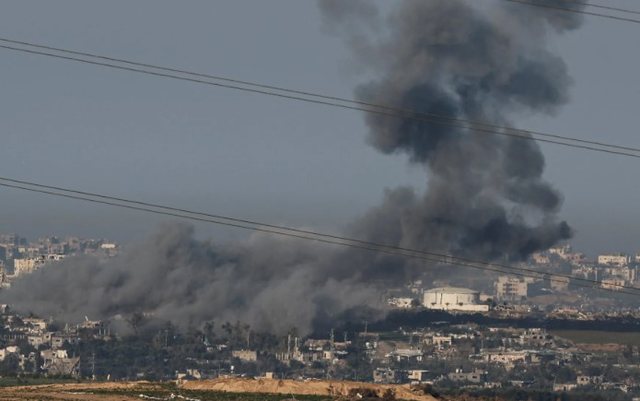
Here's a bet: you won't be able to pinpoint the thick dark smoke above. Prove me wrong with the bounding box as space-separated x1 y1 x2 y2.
321 0 580 260
2 0 583 334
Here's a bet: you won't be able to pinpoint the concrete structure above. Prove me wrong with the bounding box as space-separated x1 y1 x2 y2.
386 349 423 362
554 383 578 392
531 253 550 265
431 335 453 346
448 369 486 384
13 254 65 276
549 245 572 257
423 287 489 312
577 375 604 386
407 369 430 383
373 368 402 384
597 253 630 267
387 297 415 309
604 266 636 282
232 350 257 362
13 258 42 276
601 278 626 291
519 329 553 346
495 276 528 301
481 350 528 365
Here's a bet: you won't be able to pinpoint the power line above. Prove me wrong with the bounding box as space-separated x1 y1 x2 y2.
502 0 640 24
1 38 639 155
566 0 640 15
2 37 639 155
1 39 640 159
1 176 639 296
1 39 638 293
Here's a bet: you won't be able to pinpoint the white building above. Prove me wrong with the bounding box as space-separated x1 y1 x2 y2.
387 297 415 309
385 349 423 362
597 253 630 267
430 335 453 346
423 287 489 312
13 258 42 276
407 369 430 383
549 245 572 257
13 254 65 276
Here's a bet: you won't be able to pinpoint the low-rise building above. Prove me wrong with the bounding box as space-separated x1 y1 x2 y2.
373 368 402 384
423 287 489 312
495 276 528 301
577 375 604 386
407 369 430 383
448 369 486 384
597 253 630 267
231 349 257 362
386 348 423 362
554 383 578 392
387 297 415 309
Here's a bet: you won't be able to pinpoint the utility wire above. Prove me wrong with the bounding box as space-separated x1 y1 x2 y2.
1 176 639 296
1 40 638 291
566 0 640 15
1 39 640 159
1 37 639 155
502 0 640 23
3 37 640 155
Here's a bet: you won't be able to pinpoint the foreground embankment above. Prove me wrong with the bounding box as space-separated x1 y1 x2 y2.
182 377 437 401
0 378 439 401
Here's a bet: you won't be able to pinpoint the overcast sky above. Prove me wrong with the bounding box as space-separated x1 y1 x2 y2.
0 0 638 256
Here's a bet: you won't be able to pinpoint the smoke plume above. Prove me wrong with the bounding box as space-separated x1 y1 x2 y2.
321 0 579 261
2 0 582 334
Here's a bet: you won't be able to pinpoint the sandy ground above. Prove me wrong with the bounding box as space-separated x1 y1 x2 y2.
0 378 439 401
181 377 437 401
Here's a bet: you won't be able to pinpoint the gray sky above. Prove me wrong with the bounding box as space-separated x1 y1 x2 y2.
0 0 638 256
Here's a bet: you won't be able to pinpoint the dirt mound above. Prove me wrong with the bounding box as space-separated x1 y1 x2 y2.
181 377 438 401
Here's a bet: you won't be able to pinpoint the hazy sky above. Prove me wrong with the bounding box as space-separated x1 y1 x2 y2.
0 0 638 256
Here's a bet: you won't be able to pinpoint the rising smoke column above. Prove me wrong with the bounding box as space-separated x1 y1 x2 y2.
320 0 579 261
2 0 584 334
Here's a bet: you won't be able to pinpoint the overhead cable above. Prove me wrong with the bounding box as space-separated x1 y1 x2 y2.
0 38 640 159
502 0 640 24
0 176 638 296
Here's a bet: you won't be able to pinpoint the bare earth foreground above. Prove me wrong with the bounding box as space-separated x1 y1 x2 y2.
0 378 438 401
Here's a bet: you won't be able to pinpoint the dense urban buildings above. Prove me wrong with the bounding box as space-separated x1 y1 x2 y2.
1 232 640 400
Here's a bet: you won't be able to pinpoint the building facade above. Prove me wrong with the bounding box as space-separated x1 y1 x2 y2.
423 287 489 312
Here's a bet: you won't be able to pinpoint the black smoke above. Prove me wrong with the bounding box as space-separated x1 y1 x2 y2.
321 0 579 261
2 0 582 334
